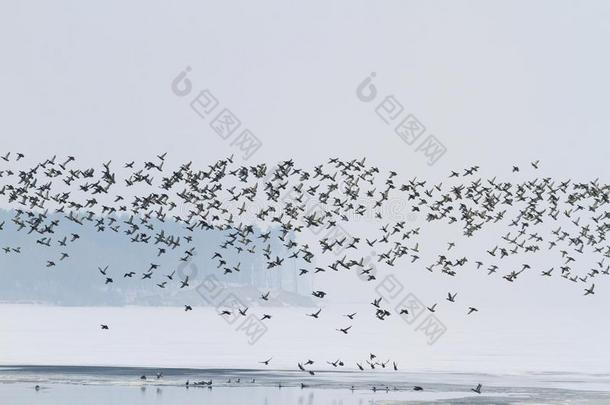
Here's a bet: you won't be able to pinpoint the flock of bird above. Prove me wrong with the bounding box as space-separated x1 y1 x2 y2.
1 152 608 387
32 368 483 394
136 368 484 394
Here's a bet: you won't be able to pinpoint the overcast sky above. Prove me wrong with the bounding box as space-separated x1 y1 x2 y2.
1 0 609 180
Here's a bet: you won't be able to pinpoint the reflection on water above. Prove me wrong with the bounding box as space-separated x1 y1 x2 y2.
1 366 610 404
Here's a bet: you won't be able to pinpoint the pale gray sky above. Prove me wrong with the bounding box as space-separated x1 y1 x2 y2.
0 0 609 180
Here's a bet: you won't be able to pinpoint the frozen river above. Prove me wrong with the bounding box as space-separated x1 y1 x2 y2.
1 304 610 403
2 366 610 404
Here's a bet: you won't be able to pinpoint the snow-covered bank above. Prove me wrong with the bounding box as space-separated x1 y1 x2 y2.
1 304 609 375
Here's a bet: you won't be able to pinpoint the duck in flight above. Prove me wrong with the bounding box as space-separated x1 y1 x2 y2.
180 276 189 288
307 309 322 319
585 283 595 296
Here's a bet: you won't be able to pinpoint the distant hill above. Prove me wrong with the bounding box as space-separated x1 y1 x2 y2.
0 209 312 306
